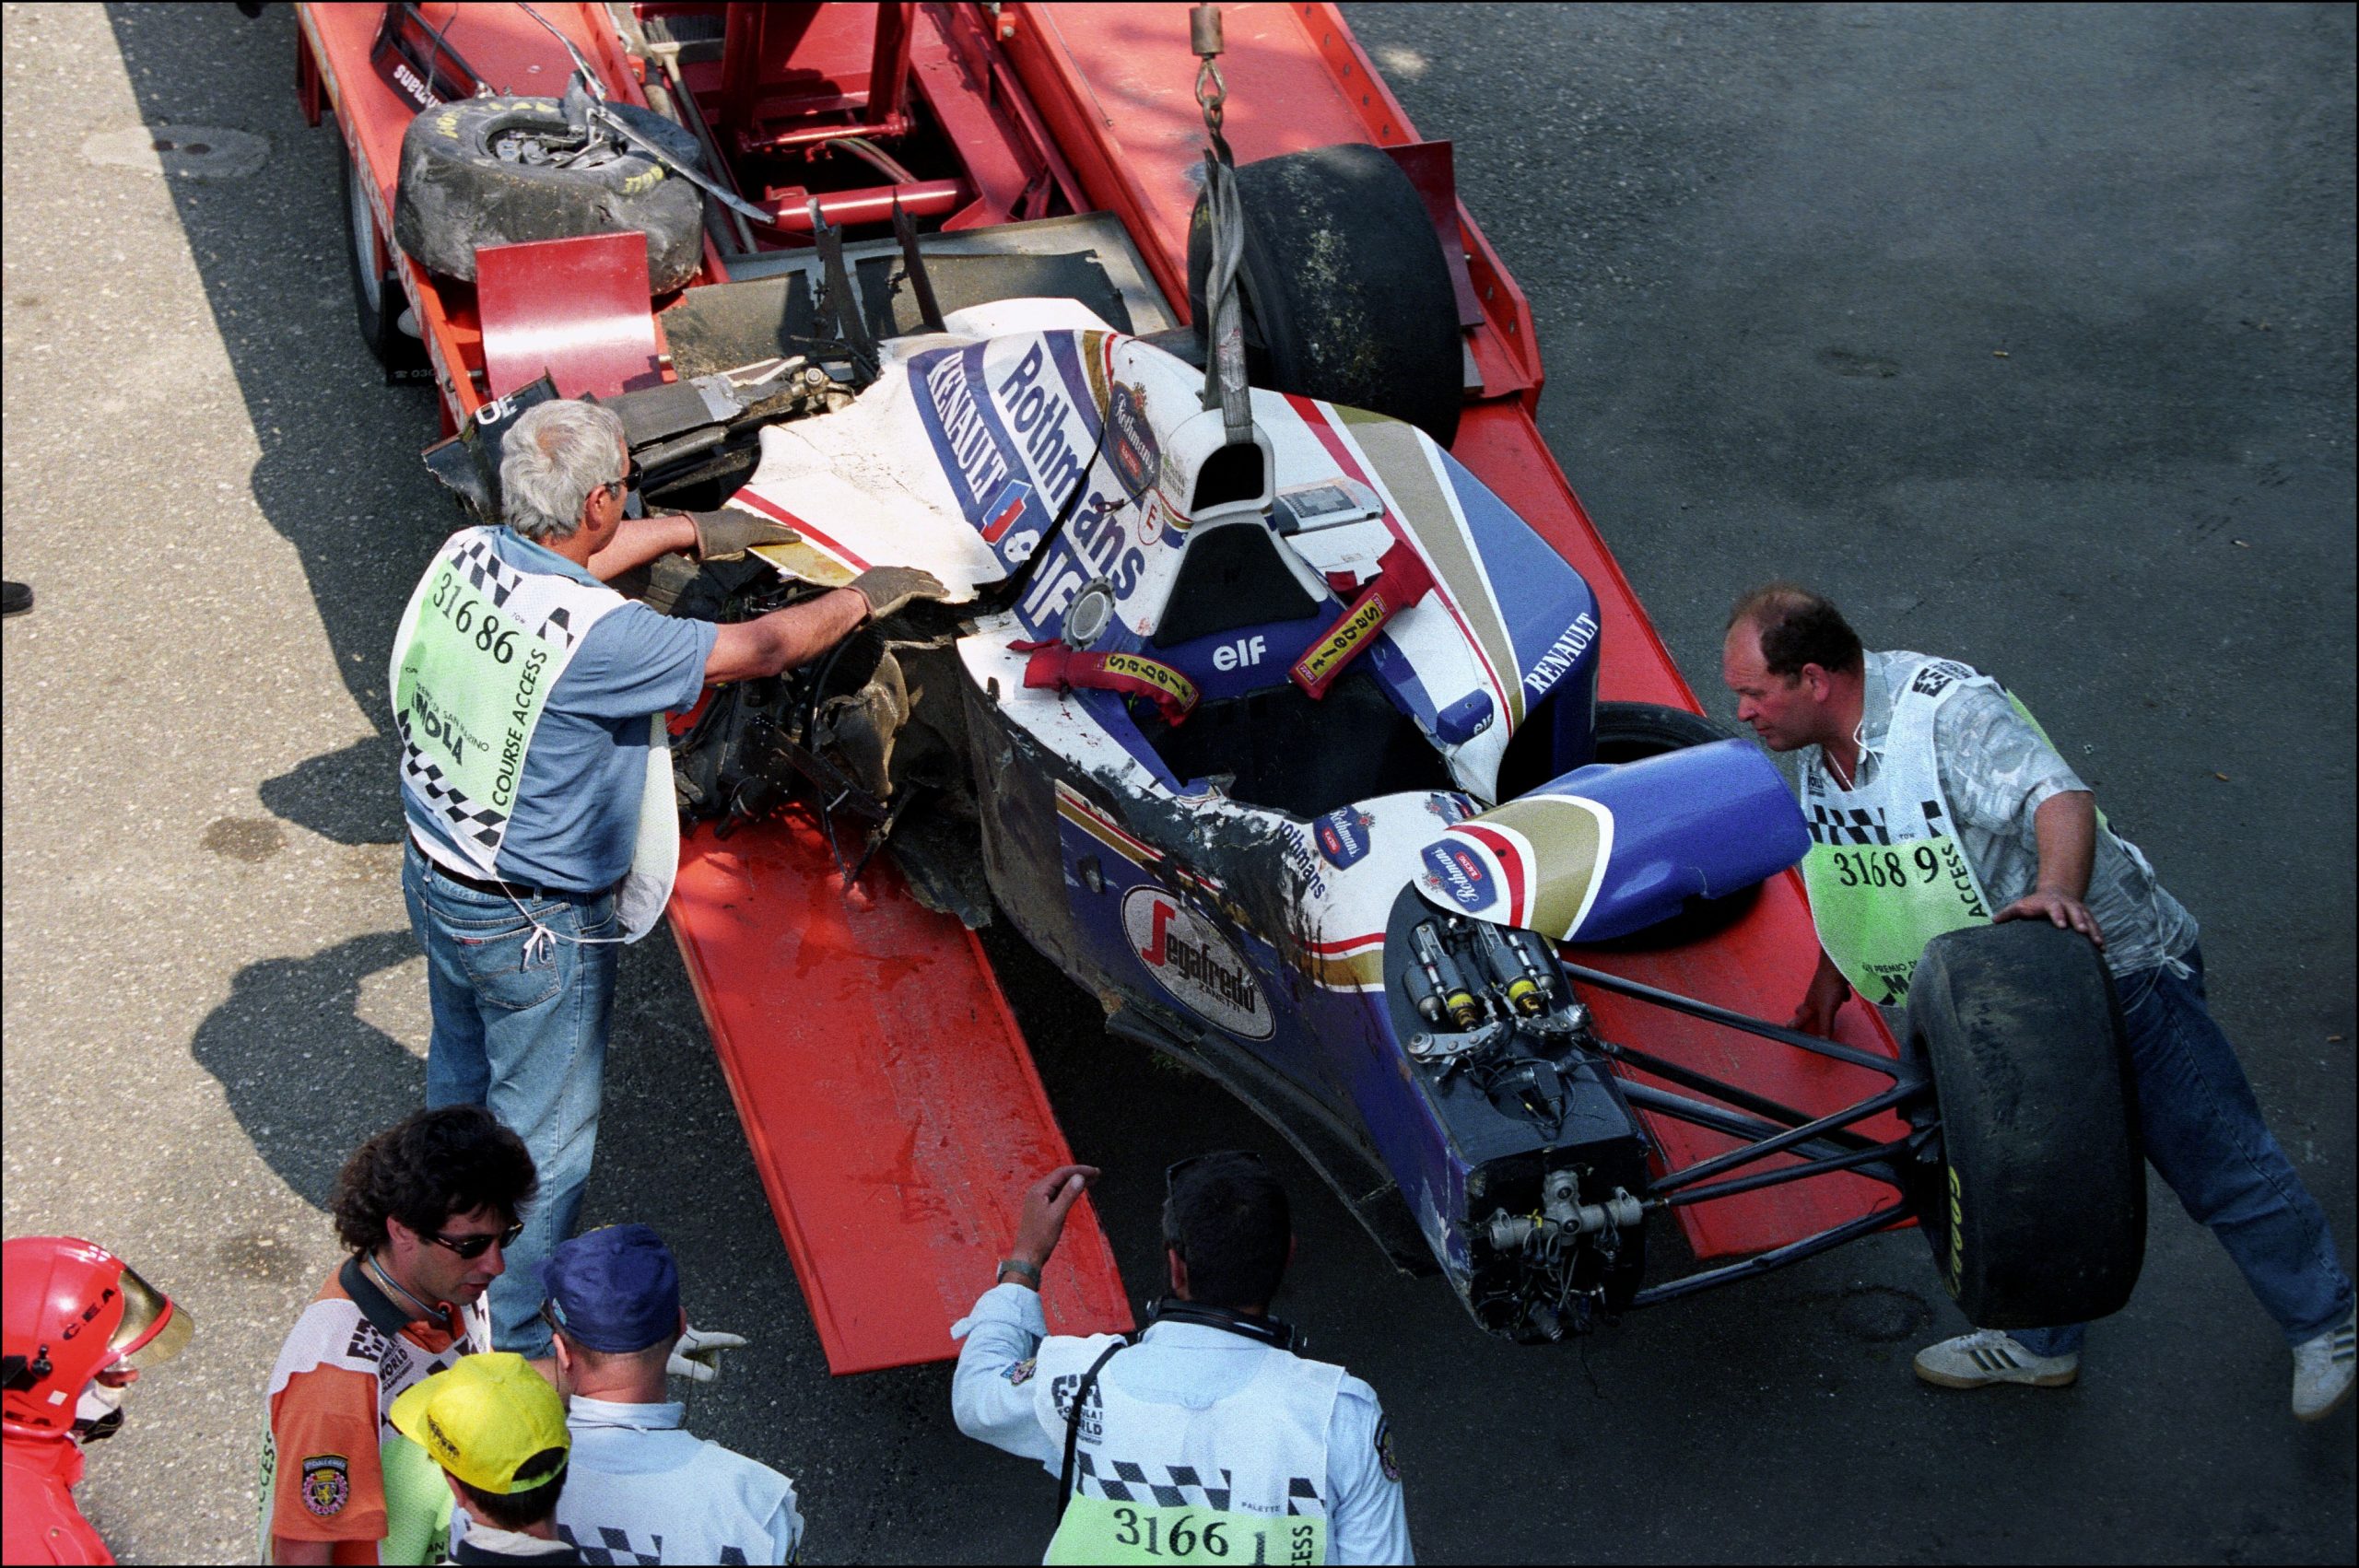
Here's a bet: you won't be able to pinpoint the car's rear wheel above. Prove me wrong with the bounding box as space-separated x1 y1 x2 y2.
1188 143 1463 447
1907 920 2145 1328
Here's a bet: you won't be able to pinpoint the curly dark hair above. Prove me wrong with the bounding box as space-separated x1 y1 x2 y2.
1728 582 1865 680
331 1106 537 1255
1162 1153 1292 1311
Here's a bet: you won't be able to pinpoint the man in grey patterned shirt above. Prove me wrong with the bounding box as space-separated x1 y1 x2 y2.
1722 583 2353 1422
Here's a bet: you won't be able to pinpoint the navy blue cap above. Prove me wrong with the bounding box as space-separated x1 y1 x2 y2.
537 1224 681 1353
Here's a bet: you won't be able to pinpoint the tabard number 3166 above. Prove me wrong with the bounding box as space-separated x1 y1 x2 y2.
430 570 519 664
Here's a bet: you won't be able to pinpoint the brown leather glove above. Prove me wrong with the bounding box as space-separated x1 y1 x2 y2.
847 565 949 621
690 508 801 562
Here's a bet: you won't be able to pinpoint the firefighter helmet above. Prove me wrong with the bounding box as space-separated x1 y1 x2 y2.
3 1237 191 1437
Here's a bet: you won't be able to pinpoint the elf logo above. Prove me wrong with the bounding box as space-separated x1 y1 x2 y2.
1212 634 1267 673
1121 886 1273 1039
980 479 1035 545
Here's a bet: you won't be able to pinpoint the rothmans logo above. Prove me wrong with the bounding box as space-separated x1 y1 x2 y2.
1420 841 1493 911
1121 886 1273 1039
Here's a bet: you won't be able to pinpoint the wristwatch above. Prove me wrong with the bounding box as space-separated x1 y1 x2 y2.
995 1258 1043 1289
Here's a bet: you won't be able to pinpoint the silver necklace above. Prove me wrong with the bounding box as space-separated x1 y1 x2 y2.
367 1251 443 1321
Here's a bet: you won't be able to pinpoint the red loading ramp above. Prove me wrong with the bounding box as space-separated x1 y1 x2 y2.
669 811 1133 1375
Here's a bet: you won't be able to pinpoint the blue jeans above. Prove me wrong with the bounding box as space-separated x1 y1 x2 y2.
403 842 619 1357
2016 945 2353 1358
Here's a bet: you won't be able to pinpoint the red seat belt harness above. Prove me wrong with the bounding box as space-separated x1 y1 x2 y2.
1291 541 1437 698
1017 642 1202 725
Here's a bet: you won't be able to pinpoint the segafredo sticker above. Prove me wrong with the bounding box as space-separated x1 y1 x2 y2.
1121 885 1273 1039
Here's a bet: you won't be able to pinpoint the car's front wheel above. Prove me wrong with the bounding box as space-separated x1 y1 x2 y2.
1907 919 2146 1328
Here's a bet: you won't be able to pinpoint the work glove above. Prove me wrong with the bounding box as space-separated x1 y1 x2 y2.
666 1322 748 1384
691 508 801 562
847 565 950 621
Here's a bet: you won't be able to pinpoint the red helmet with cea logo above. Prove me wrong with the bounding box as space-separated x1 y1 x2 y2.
3 1237 192 1438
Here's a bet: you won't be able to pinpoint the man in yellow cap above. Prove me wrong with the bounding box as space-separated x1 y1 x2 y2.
389 1353 580 1565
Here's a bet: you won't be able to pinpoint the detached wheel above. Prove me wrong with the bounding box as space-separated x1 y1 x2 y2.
1907 920 2144 1328
393 96 706 293
1189 143 1462 447
1560 702 1764 949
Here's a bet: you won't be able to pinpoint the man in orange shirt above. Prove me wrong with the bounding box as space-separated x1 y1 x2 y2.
259 1106 537 1565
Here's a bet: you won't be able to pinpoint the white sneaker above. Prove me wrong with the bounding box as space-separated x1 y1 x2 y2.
1913 1328 2080 1389
2291 1307 2355 1422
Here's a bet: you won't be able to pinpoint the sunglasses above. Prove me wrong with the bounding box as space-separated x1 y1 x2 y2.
426 1220 524 1259
602 458 641 498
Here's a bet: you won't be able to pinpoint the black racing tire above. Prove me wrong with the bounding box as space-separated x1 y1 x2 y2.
1907 920 2145 1328
1188 143 1462 447
393 96 706 293
341 121 405 368
1562 702 1765 949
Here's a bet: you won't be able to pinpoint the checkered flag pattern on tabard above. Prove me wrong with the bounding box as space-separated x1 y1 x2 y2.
557 1524 750 1566
395 709 509 849
454 535 582 649
1076 1453 1324 1516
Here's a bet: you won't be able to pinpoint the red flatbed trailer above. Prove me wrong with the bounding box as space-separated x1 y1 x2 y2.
295 0 1902 1375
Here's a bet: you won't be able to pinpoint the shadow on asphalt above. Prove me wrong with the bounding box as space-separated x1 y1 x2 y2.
105 3 442 851
188 930 428 1208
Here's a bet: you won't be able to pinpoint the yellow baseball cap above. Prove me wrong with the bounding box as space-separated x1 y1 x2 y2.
387 1352 569 1495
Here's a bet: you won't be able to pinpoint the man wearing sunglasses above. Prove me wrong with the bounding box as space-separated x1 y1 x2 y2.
259 1106 538 1565
393 397 943 1363
952 1153 1413 1564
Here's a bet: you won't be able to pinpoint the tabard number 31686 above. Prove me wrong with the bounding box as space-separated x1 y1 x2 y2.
429 570 519 664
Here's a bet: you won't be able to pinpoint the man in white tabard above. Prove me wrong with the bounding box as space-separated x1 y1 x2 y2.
390 397 940 1358
1722 582 2352 1420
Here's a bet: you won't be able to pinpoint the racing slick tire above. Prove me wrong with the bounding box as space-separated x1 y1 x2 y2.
393 95 706 294
1188 143 1462 447
1561 702 1763 948
1906 920 2145 1328
341 122 411 371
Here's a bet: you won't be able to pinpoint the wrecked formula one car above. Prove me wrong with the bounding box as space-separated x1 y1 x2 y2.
330 0 2145 1358
479 224 2143 1343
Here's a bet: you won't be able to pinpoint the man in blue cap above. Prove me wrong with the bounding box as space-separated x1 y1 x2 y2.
537 1225 804 1564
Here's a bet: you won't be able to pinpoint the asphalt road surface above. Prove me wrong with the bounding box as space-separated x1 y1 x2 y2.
3 3 2351 1562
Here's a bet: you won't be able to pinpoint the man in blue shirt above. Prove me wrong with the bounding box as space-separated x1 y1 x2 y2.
539 1224 804 1563
393 397 938 1356
953 1156 1413 1564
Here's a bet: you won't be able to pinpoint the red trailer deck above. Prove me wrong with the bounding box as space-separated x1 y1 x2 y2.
295 0 1902 1375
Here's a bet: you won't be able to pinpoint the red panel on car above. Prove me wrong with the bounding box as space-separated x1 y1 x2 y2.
477 233 665 401
669 812 1134 1375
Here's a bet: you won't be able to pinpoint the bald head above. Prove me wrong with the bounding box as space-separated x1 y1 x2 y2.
1721 583 1865 755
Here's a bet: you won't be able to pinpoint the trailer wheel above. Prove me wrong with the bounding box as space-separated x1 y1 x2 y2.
1907 920 2145 1328
393 96 706 294
341 123 406 369
1560 702 1764 949
1189 144 1462 447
